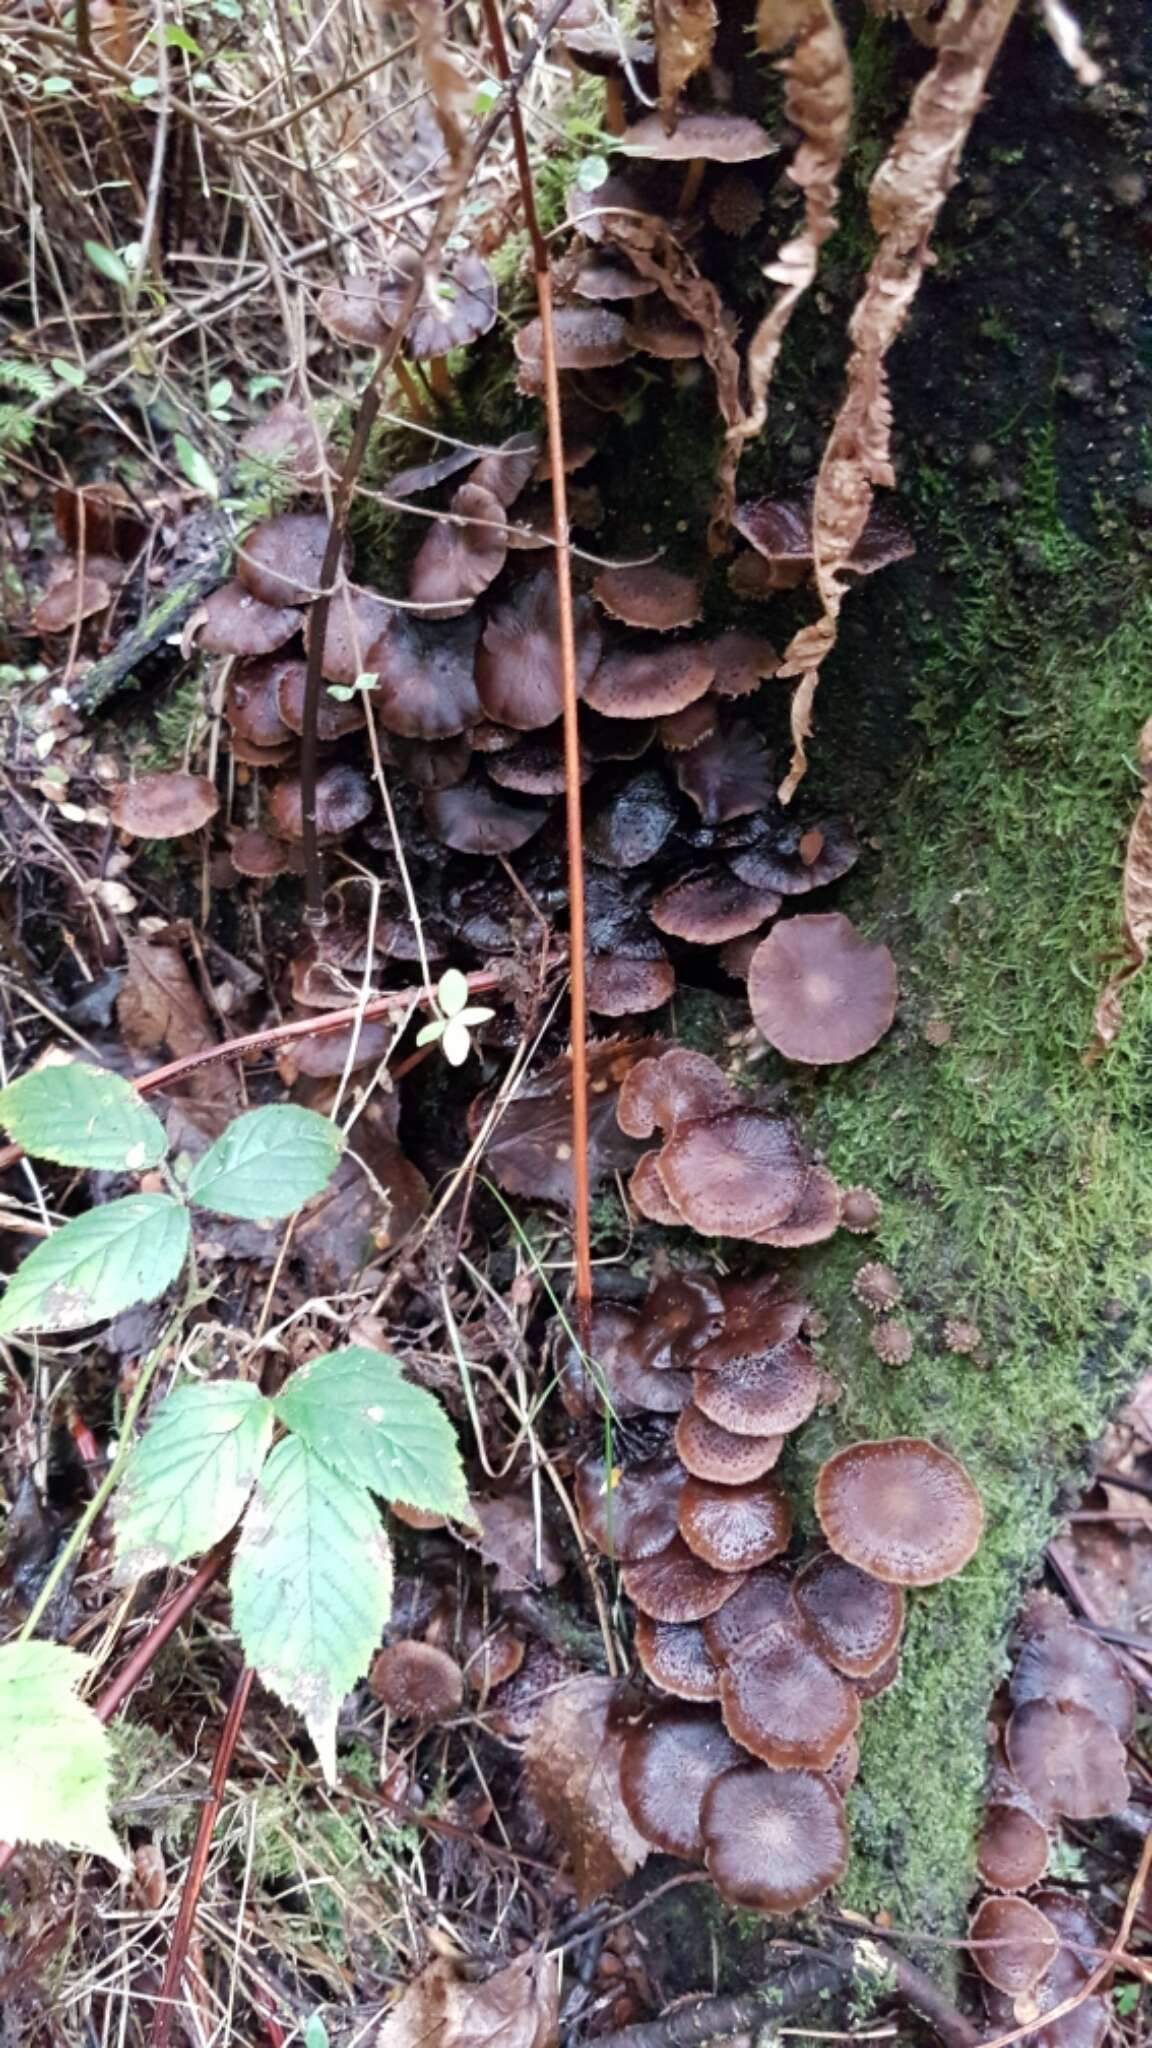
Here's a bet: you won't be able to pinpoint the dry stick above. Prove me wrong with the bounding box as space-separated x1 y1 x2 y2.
479 0 593 1338
296 0 577 924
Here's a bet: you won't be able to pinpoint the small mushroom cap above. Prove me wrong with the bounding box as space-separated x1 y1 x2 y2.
677 1474 792 1573
574 1452 686 1562
791 1552 905 1679
236 513 341 607
617 1048 738 1139
229 734 298 768
702 1566 794 1665
469 432 540 507
719 1619 860 1769
575 257 657 299
636 1270 725 1367
691 1339 821 1444
266 763 373 841
658 1108 808 1238
626 302 705 360
422 778 548 853
225 657 297 749
840 1185 882 1233
675 1406 783 1484
815 1438 984 1587
387 252 497 357
588 955 676 1017
109 771 219 839
408 482 508 617
199 578 300 656
749 913 898 1064
706 629 780 698
318 273 391 347
969 1896 1059 1997
584 642 716 719
477 569 602 731
755 1165 842 1248
580 707 657 762
374 611 483 740
622 1536 747 1624
586 767 678 867
593 563 702 631
675 718 774 825
276 663 367 742
826 1733 860 1795
729 814 861 897
1010 1617 1135 1740
976 1800 1051 1893
701 1764 848 1912
633 1615 721 1701
369 1640 465 1723
621 113 777 162
33 562 116 633
305 583 394 686
710 173 766 236
230 827 294 879
651 870 781 945
488 729 585 796
851 1645 903 1700
658 699 718 751
560 1301 694 1418
566 168 647 244
237 400 328 489
629 1150 688 1226
514 307 634 378
1005 1699 1130 1819
620 1705 745 1859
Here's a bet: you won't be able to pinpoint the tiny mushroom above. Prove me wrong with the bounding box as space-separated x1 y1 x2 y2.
514 307 634 385
225 657 297 751
815 1438 984 1587
675 718 774 824
691 1335 822 1439
977 1798 1051 1893
369 1640 465 1724
748 912 897 1063
374 612 483 738
574 1452 686 1563
305 583 394 686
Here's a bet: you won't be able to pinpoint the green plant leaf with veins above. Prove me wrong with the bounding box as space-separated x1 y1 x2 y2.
0 1061 168 1172
0 1193 189 1336
274 1346 471 1520
0 1643 124 1864
231 1437 393 1781
185 1104 343 1220
114 1380 274 1578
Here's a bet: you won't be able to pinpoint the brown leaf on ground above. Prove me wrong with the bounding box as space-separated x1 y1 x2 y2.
473 1491 565 1591
292 1094 428 1289
118 934 242 1108
1089 716 1152 1056
653 0 717 128
523 1675 650 1903
376 1951 557 2048
479 1038 662 1204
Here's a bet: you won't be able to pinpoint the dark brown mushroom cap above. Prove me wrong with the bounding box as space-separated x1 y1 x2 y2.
675 719 774 824
373 611 483 739
580 707 657 762
593 564 702 632
755 1165 843 1249
476 569 602 731
633 1616 721 1702
982 1893 1109 2048
469 432 540 507
588 955 676 1017
575 257 657 300
368 1639 465 1723
706 630 780 698
651 870 781 945
566 169 647 244
719 1618 860 1769
559 1301 694 1418
851 1645 903 1700
389 733 473 790
422 778 548 854
677 1475 792 1573
229 735 298 768
225 657 296 749
658 698 718 751
977 1800 1051 1893
826 1733 860 1795
487 728 587 795
734 492 914 581
318 274 391 347
675 1406 783 1485
692 1336 821 1439
716 1273 807 1343
236 513 341 608
515 306 634 379
584 642 716 719
622 113 777 162
629 1152 687 1226
702 1566 793 1665
658 1108 808 1237
198 579 300 656
237 400 328 489
729 815 861 897
108 771 219 839
617 1049 738 1139
275 662 366 741
701 1764 848 1912
749 912 898 1064
620 1705 745 1860
815 1438 983 1587
636 1271 725 1368
408 482 508 616
791 1552 905 1679
622 1536 747 1624
969 1896 1059 1997
1005 1699 1129 1819
230 827 295 879
625 302 705 360
586 767 678 867
379 251 498 357
266 763 374 842
304 583 394 687
33 561 117 633
562 19 657 79
574 1453 686 1562
1010 1618 1135 1740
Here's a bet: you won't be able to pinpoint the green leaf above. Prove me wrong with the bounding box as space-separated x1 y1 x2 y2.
0 1061 168 1172
41 74 73 94
0 1643 124 1865
575 152 610 191
274 1347 471 1521
84 241 132 288
441 1016 472 1067
0 1194 189 1336
304 2018 330 2048
51 357 87 389
113 1380 274 1577
414 1019 444 1048
207 376 233 412
437 967 470 1018
232 1438 393 1780
159 22 202 52
129 74 159 96
185 1105 343 1221
173 433 218 498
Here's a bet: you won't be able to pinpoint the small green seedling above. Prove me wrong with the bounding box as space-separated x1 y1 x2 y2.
416 968 494 1068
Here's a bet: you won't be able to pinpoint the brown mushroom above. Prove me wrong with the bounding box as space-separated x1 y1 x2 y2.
477 569 602 731
658 699 718 751
710 175 766 236
408 482 508 616
593 563 702 632
559 1301 694 1419
1005 1699 1130 1820
620 1705 745 1860
198 579 300 657
276 661 366 741
674 1406 783 1485
705 629 780 698
622 1536 747 1624
514 307 634 383
748 913 898 1063
657 1108 808 1238
625 302 705 360
635 1270 724 1367
368 1640 464 1723
1010 1615 1135 1740
815 1438 984 1587
628 1151 688 1226
326 252 498 360
621 113 777 162
701 1566 793 1665
853 1263 902 1313
108 771 219 839
650 871 781 945
575 257 656 300
318 274 391 348
305 583 394 686
976 1799 1051 1893
617 1048 738 1139
719 1618 860 1770
371 611 483 739
586 767 678 866
633 1615 721 1702
584 642 716 720
871 1322 914 1366
701 1764 848 1912
730 815 861 897
237 401 328 489
675 719 774 824
422 777 548 854
488 729 586 795
791 1552 905 1679
677 1475 792 1573
236 513 342 607
969 1896 1059 1998
469 432 540 507
840 1186 882 1234
225 657 297 750
756 1165 842 1248
587 955 676 1017
230 827 295 880
574 1452 686 1562
734 492 914 587
266 763 373 841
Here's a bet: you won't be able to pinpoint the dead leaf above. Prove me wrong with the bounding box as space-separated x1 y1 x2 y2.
653 0 717 128
377 1952 557 2048
1089 717 1152 1056
118 934 242 1109
473 1492 565 1591
479 1038 662 1205
292 1094 428 1289
523 1676 650 1904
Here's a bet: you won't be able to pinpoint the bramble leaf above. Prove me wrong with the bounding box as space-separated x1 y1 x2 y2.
113 1379 275 1578
0 1061 168 1172
0 1643 124 1865
0 1194 189 1335
273 1346 471 1520
185 1105 343 1220
231 1437 393 1780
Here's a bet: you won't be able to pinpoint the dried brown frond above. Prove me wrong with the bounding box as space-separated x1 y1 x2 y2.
1088 715 1152 1056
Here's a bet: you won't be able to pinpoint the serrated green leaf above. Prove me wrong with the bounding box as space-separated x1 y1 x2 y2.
173 432 219 498
83 240 132 288
113 1380 274 1578
0 1643 124 1865
185 1105 343 1221
0 1194 189 1336
0 1062 168 1172
232 1438 393 1780
274 1347 471 1521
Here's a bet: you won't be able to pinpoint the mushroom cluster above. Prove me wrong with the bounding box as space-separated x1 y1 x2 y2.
561 1274 982 1912
967 1595 1133 2042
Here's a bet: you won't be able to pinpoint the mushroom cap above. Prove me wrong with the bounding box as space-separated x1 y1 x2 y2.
408 482 508 617
339 251 496 358
422 778 548 854
650 870 781 945
969 1896 1059 1998
1010 1617 1135 1740
318 274 391 347
756 1165 842 1248
620 1705 745 1859
657 1108 808 1237
826 1733 860 1795
580 707 657 762
488 729 585 796
469 432 540 508
514 307 634 378
658 699 718 751
368 1640 464 1723
575 257 656 300
719 1619 860 1769
629 1151 688 1226
237 400 328 489
266 763 373 841
851 1645 903 1701
701 1764 848 1912
976 1800 1051 1893
677 1474 792 1573
729 814 861 896
391 733 474 790
33 561 117 633
584 642 716 719
477 569 602 731
617 1048 738 1139
559 1301 693 1418
574 1452 686 1562
981 1891 1109 2048
1005 1699 1129 1819
625 302 704 360
748 913 898 1064
593 564 702 632
815 1438 983 1587
236 513 343 607
633 1615 721 1701
621 113 777 162
716 1275 808 1347
706 629 780 698
635 1270 725 1367
692 1342 820 1442
702 1566 793 1665
587 955 676 1017
372 610 483 741
230 827 294 879
276 662 367 742
566 169 647 244
622 1536 747 1624
675 718 774 824
840 1185 882 1233
198 579 300 657
791 1552 905 1679
586 767 678 867
675 1406 783 1485
304 583 394 687
225 657 297 749
230 735 298 768
108 771 219 839
710 173 766 236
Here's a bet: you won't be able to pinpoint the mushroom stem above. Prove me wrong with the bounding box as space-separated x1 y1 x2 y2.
393 358 435 423
676 157 707 215
427 355 454 403
603 76 626 135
